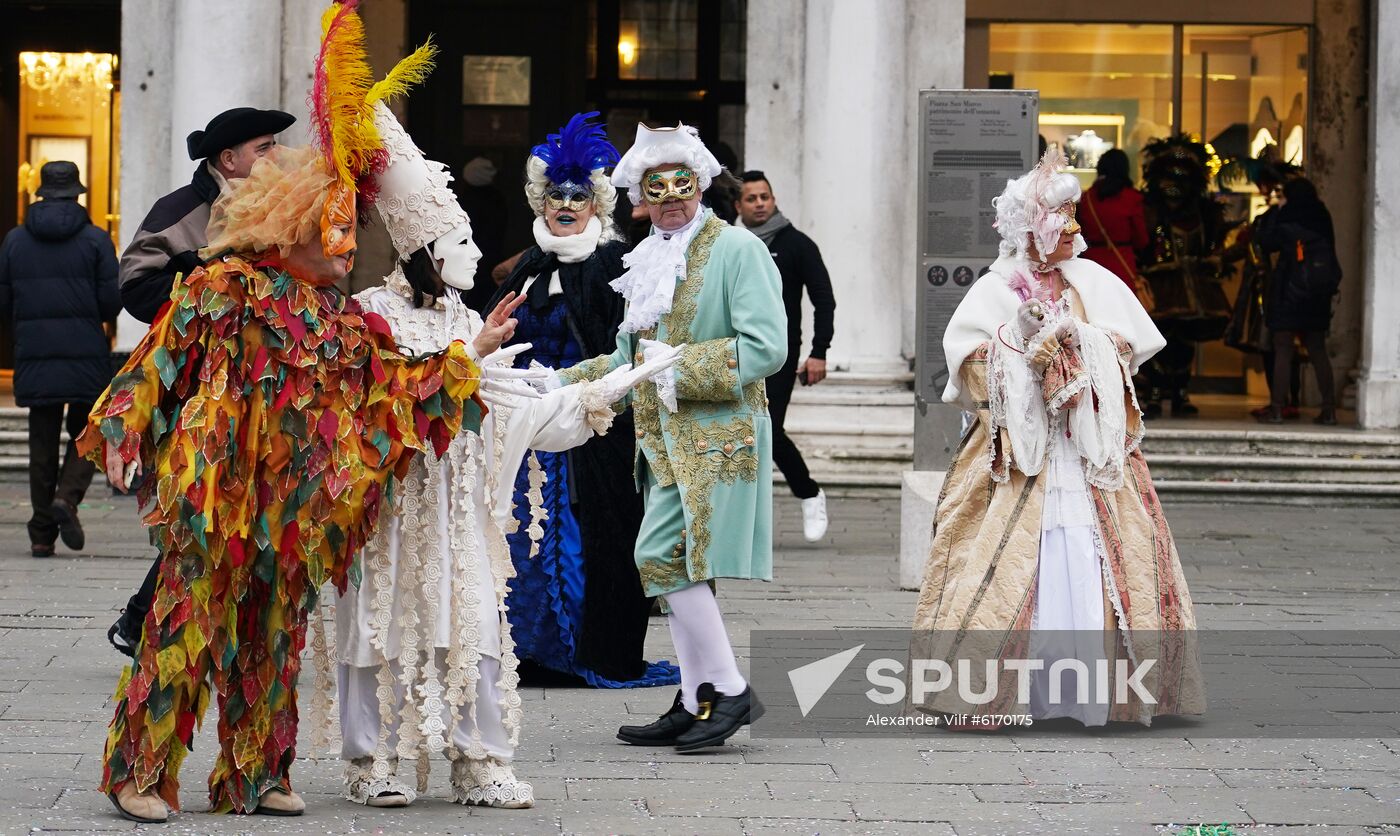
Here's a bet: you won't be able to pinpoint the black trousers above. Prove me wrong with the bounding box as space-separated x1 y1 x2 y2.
766 362 821 500
1144 332 1195 402
125 556 161 626
27 402 96 546
1272 330 1335 409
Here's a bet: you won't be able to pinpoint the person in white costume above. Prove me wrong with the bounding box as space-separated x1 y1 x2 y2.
327 103 675 808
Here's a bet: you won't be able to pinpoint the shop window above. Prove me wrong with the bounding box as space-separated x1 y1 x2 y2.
989 24 1175 185
618 0 699 80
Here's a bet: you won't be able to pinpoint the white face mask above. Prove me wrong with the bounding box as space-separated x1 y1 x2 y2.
432 222 482 290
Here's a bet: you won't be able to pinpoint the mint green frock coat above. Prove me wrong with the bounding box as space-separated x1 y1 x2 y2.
560 210 787 596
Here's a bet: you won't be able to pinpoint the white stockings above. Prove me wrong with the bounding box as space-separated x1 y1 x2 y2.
663 581 747 713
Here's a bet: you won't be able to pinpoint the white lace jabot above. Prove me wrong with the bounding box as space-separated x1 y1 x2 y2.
610 208 708 334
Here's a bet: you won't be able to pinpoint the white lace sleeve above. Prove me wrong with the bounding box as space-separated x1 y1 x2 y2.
1067 321 1134 491
986 322 1049 480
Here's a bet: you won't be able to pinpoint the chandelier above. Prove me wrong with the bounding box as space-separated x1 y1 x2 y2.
20 52 117 108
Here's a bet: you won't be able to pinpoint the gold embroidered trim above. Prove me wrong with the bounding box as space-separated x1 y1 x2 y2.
676 339 739 401
666 414 759 576
638 555 690 595
558 355 611 386
663 215 726 345
743 381 769 415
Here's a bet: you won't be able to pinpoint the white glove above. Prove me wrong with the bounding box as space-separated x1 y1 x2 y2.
478 343 546 408
594 349 685 405
1016 299 1050 342
638 338 686 412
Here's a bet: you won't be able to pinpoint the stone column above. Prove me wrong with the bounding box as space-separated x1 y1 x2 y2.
115 0 176 351
279 0 325 148
167 0 283 192
1359 0 1400 428
1311 0 1369 408
797 0 909 374
743 0 807 224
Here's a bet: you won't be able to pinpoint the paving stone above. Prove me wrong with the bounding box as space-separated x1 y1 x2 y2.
4 489 1400 832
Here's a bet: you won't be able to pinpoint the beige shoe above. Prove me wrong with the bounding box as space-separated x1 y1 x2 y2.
344 756 414 807
449 756 534 809
255 788 305 816
109 782 168 824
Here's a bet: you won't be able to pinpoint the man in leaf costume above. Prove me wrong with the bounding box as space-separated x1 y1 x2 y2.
81 1 516 822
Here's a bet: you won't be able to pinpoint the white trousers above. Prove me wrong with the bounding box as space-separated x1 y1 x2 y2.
663 581 747 713
338 651 512 762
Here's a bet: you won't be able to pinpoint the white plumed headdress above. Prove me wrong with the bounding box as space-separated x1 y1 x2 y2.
371 102 471 260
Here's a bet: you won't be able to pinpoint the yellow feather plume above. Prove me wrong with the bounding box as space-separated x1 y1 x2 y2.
312 1 438 193
369 38 438 107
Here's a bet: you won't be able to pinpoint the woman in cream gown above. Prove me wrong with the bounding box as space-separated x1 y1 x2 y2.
911 151 1205 727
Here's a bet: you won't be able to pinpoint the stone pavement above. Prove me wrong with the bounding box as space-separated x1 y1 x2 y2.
1 482 1399 835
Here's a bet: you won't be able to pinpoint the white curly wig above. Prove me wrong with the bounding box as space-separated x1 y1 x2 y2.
992 147 1087 261
524 156 620 240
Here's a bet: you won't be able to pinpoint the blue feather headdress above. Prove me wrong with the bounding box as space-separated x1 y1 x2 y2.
530 111 620 187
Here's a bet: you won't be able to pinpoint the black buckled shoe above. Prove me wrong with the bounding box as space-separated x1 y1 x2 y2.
673 683 765 752
617 690 695 746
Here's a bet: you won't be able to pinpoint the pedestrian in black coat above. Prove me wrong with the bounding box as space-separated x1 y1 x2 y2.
1255 178 1341 425
0 162 121 556
734 171 836 542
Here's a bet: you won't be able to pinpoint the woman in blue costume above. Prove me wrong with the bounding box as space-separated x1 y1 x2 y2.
491 114 678 688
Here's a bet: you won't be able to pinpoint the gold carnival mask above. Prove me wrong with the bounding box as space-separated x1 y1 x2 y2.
643 166 698 205
545 183 593 212
1058 202 1081 236
321 183 358 266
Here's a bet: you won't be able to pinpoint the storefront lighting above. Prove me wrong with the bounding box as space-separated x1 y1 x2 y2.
19 51 117 108
618 31 638 67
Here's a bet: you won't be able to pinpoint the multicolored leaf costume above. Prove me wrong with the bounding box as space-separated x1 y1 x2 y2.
79 255 482 813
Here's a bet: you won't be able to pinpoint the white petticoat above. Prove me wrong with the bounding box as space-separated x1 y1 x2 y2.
1029 429 1110 726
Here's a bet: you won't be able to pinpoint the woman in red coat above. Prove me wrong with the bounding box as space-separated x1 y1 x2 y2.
1080 149 1148 293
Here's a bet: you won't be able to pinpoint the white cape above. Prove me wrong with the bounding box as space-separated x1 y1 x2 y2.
942 255 1165 408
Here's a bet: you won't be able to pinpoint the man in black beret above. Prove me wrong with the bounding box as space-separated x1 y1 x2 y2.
107 107 293 656
117 107 294 324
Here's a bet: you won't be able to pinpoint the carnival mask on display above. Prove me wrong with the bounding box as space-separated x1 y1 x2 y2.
545 183 593 212
322 183 358 265
433 222 482 290
643 166 698 205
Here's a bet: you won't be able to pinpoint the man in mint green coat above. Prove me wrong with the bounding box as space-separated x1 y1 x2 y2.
558 123 786 751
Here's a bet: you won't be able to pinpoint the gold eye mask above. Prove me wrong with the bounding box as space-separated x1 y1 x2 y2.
1059 203 1081 236
643 167 697 205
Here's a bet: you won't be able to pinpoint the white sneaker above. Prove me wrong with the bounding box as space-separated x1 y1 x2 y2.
800 490 828 542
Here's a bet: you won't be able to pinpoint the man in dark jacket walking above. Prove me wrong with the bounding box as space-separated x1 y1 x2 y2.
119 107 294 322
735 171 836 542
0 162 120 557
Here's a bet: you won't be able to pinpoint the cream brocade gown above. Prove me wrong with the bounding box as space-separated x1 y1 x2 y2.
912 270 1206 726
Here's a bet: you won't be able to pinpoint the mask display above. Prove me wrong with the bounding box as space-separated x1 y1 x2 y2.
545 183 593 212
642 166 697 205
432 221 482 290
